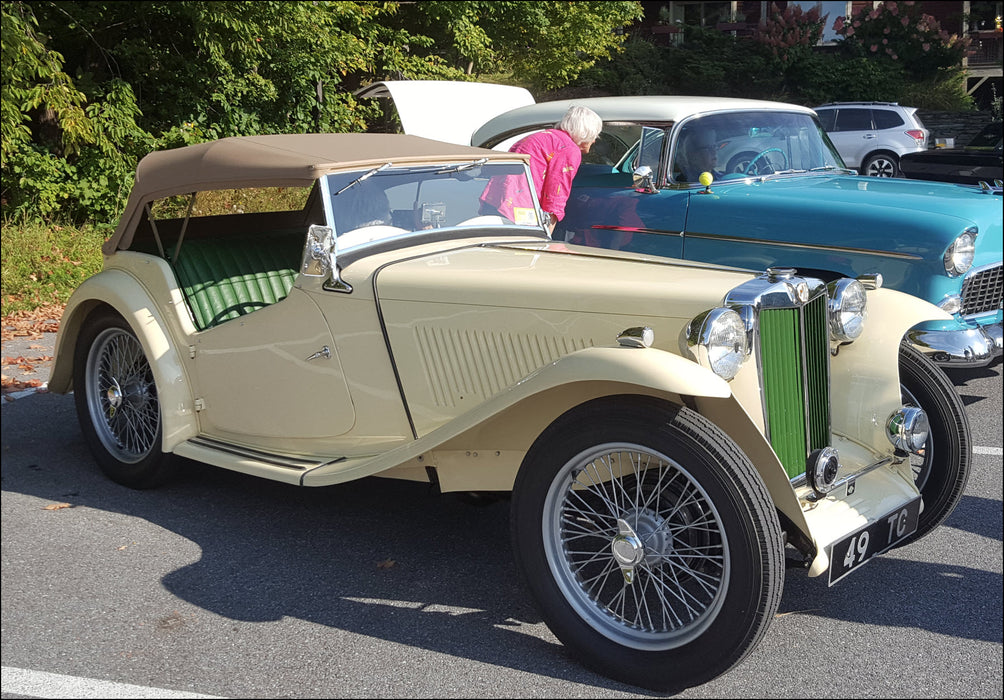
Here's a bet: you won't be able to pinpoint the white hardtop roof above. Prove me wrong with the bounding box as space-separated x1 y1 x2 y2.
472 95 817 148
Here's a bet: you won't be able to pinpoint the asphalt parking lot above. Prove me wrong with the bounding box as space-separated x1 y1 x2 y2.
1 337 1001 698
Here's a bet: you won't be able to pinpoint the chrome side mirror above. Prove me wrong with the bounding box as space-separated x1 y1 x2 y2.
302 225 334 278
302 224 351 293
633 165 657 193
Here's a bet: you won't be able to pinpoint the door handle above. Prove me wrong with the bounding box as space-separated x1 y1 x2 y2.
305 346 331 361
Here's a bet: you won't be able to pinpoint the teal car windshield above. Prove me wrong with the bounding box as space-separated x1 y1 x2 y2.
669 112 847 182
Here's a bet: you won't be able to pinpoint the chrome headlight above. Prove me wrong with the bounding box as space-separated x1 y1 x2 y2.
944 229 976 277
687 307 748 380
827 278 867 343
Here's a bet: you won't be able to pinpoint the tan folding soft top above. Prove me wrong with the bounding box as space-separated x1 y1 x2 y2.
105 133 522 253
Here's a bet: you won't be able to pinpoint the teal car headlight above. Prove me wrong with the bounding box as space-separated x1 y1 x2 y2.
827 278 867 343
944 229 976 277
687 307 749 380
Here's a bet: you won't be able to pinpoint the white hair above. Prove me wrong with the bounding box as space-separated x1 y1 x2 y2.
556 105 603 146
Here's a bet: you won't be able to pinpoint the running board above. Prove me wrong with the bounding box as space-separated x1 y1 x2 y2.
174 437 356 486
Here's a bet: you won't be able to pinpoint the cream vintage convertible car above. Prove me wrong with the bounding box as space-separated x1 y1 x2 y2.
49 133 970 692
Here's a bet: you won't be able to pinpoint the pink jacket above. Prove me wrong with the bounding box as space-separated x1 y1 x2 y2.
480 129 582 222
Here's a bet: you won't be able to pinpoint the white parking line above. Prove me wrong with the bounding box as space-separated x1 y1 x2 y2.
975 446 1003 456
1 666 226 699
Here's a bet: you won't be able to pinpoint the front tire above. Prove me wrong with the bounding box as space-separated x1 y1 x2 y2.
511 397 783 692
73 310 177 488
896 344 972 545
861 153 899 177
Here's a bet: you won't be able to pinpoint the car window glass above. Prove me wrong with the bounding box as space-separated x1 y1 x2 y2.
670 111 843 181
816 110 836 131
834 109 872 131
585 123 644 168
323 162 540 250
872 110 905 129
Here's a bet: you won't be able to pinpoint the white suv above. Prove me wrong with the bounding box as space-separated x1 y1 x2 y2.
815 102 928 177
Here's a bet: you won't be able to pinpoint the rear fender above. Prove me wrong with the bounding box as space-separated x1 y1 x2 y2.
50 270 198 450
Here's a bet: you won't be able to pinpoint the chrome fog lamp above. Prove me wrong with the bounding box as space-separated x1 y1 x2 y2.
806 447 840 496
936 294 963 315
944 229 976 277
687 308 748 380
886 407 929 454
827 278 867 342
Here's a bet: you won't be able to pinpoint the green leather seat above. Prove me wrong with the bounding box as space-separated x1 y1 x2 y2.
172 234 302 331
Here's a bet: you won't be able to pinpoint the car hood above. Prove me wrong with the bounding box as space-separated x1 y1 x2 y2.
688 174 1003 262
372 240 754 320
355 80 535 147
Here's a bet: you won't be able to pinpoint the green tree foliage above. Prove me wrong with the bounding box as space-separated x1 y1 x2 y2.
392 1 642 90
2 0 641 225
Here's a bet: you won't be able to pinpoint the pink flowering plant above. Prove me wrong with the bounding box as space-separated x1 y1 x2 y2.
755 2 827 67
831 1 969 78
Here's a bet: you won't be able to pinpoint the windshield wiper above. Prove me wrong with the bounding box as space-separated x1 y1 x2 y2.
810 165 856 174
436 157 488 175
335 162 392 195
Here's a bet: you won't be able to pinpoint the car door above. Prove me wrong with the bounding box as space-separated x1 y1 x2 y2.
559 126 688 258
190 285 356 441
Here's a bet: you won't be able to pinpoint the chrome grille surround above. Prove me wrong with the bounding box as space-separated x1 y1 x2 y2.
724 269 833 481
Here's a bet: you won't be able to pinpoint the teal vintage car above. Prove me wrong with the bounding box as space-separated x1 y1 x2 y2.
361 84 1002 369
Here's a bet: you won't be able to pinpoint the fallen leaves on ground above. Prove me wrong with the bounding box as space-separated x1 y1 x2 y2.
0 303 63 394
43 502 72 511
0 303 64 341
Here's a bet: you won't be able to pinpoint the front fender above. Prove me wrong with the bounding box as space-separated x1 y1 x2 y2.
50 269 199 450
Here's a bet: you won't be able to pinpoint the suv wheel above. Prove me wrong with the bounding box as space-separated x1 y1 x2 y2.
861 153 899 177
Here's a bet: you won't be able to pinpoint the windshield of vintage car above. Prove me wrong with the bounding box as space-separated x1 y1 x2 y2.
671 112 846 182
323 162 544 248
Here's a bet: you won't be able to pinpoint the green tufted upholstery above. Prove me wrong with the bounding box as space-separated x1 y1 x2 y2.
172 234 303 331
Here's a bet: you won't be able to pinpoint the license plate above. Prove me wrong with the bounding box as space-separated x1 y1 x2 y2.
827 497 921 586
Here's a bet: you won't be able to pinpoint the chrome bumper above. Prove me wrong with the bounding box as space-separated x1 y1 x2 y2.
906 322 1002 368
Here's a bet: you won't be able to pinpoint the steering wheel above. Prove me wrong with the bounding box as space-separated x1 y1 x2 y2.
745 147 788 175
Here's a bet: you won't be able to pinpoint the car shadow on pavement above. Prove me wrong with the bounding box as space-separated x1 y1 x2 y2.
2 392 1000 692
1 393 662 695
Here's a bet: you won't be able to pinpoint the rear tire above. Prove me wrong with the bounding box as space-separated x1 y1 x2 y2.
73 310 177 488
510 397 783 692
895 344 971 545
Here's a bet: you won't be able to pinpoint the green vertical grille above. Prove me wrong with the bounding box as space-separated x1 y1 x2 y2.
759 293 831 479
760 308 807 478
803 294 831 450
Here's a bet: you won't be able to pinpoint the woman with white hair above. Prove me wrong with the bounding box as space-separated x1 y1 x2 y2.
480 105 603 233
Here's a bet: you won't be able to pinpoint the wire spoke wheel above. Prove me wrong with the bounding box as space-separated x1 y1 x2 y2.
85 327 161 463
74 311 176 488
545 444 728 650
511 398 783 691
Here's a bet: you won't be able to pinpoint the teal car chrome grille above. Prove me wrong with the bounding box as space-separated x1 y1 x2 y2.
961 262 1002 316
758 293 831 479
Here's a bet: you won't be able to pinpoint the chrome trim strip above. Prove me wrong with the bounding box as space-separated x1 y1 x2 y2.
589 225 682 236
683 231 924 261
